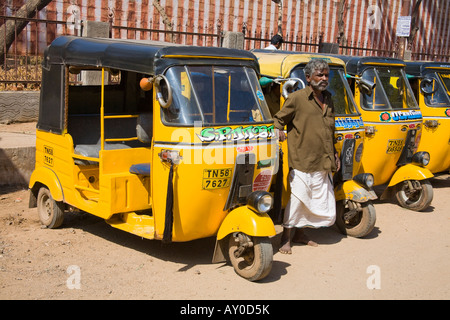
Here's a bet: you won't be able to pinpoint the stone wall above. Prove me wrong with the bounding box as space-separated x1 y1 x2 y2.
0 91 39 124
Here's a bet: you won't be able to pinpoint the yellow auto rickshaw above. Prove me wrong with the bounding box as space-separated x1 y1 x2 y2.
28 36 278 281
405 61 450 175
253 50 377 238
338 56 434 211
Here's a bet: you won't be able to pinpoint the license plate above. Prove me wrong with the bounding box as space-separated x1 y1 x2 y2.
202 168 233 190
386 139 404 153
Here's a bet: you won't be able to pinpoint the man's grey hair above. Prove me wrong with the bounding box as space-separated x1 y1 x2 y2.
304 59 330 77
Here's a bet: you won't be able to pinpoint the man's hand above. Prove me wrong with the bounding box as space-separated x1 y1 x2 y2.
278 130 286 142
335 152 341 172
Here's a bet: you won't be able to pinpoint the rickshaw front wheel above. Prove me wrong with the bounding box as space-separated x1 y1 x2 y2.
228 233 273 281
335 200 376 238
394 179 433 212
37 187 65 229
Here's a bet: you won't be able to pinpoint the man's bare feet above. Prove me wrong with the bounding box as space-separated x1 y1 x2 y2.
278 228 292 254
278 241 292 254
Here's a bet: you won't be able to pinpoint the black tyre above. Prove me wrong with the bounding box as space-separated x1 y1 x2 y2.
228 234 273 281
37 187 65 229
335 200 376 238
394 179 433 211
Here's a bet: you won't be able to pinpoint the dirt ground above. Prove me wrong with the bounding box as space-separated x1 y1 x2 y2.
0 175 449 301
0 121 449 300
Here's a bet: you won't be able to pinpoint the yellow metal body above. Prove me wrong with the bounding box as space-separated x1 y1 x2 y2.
254 51 367 205
387 163 433 187
30 66 278 243
150 108 278 241
415 77 450 174
334 180 377 203
352 74 434 187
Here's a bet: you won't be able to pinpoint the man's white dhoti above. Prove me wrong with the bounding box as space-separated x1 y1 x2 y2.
283 169 336 228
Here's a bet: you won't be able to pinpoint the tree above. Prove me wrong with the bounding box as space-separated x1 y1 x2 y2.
337 0 347 49
0 0 52 65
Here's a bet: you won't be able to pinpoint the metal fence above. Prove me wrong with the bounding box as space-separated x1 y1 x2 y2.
1 14 449 90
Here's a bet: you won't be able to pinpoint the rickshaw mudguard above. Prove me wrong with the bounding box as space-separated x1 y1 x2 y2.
334 180 377 203
28 167 64 202
387 164 434 187
212 206 276 263
216 206 276 240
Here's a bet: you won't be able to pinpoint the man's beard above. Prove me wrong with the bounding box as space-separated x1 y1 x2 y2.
310 79 328 91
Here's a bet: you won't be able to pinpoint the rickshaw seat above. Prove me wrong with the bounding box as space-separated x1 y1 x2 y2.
129 163 151 176
74 141 131 165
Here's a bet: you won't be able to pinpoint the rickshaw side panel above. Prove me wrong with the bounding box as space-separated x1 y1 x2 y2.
98 148 152 217
31 130 77 202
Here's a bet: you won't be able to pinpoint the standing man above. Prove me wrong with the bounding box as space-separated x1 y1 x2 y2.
273 59 340 254
264 34 283 50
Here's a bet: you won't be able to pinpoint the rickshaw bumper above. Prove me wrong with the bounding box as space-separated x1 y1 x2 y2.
334 179 377 203
387 164 434 187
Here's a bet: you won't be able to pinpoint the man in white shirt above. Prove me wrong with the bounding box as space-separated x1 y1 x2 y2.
264 34 283 50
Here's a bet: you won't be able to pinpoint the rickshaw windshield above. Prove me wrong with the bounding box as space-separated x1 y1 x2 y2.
422 72 450 107
162 65 271 126
361 67 418 111
439 72 450 95
290 66 359 116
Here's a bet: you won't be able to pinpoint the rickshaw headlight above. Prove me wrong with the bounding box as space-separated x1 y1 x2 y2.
353 173 374 189
412 151 430 166
247 191 273 214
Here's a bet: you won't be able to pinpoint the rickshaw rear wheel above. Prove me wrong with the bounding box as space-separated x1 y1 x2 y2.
37 187 65 229
394 179 433 211
228 233 273 282
335 200 376 238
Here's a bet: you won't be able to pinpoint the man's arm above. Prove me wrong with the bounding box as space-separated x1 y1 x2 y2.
273 95 297 141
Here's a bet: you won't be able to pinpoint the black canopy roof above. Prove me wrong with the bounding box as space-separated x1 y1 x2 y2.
405 61 450 77
334 55 406 75
43 36 260 75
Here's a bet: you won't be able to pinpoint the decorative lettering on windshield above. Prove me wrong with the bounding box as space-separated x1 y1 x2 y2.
196 125 275 142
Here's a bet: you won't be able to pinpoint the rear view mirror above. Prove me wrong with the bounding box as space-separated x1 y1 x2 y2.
420 77 437 94
357 78 376 95
154 74 173 108
281 78 305 98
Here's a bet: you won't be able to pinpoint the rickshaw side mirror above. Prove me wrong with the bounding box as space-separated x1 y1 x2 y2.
281 78 305 99
357 79 376 96
154 74 173 108
420 78 437 94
